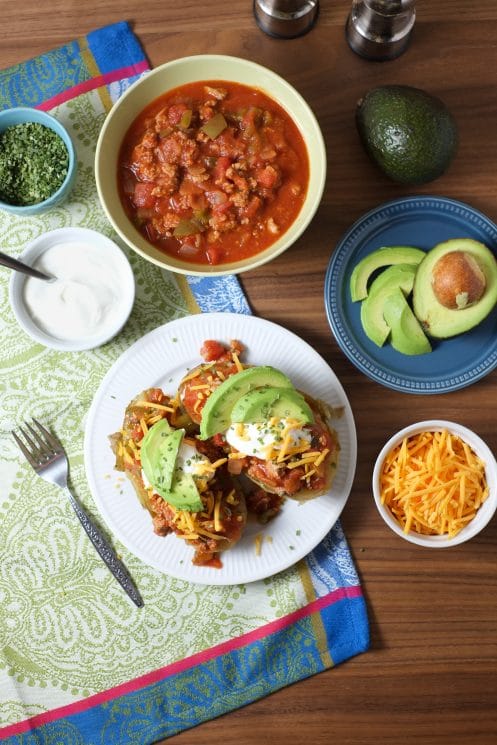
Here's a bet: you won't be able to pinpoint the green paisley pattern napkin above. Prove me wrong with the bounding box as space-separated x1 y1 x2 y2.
0 23 368 742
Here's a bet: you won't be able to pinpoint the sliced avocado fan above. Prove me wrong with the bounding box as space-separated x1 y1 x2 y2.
360 263 418 347
141 418 203 512
350 245 425 302
199 365 293 439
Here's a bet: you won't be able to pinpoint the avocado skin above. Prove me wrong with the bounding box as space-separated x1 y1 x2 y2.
413 238 497 338
356 85 458 185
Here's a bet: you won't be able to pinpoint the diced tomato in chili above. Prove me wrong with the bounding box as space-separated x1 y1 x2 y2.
241 195 262 221
206 246 223 265
133 182 156 208
255 165 279 189
167 103 189 126
214 156 232 182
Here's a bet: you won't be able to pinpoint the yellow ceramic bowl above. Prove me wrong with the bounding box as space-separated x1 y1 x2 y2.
95 55 326 276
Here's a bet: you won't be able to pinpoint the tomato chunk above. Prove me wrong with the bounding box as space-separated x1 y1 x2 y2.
200 339 227 361
133 182 156 208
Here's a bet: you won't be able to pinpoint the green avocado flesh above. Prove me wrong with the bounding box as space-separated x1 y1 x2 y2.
360 263 418 347
230 386 314 425
140 418 203 512
199 365 293 439
356 85 458 185
412 238 497 338
383 288 432 355
350 245 425 302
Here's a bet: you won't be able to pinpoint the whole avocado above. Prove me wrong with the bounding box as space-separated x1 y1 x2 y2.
356 85 458 185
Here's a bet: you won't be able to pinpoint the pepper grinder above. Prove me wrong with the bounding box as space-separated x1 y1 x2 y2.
346 0 416 61
254 0 319 39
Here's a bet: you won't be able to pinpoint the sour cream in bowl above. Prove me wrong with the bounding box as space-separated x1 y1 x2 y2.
9 227 135 351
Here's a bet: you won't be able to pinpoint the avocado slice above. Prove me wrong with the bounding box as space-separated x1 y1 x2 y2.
199 365 293 439
356 85 458 185
141 418 203 512
350 245 425 301
383 288 432 355
360 263 418 347
230 386 314 425
140 418 172 485
158 469 203 513
412 238 497 338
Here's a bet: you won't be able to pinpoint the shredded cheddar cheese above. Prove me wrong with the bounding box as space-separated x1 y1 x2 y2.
254 533 263 556
380 429 489 538
214 491 223 532
180 364 215 383
134 400 174 412
231 351 244 372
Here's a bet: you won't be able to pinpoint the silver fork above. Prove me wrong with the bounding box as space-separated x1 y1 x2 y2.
12 418 144 608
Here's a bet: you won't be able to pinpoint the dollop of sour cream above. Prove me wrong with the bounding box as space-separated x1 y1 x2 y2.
23 241 125 342
176 441 214 480
225 419 312 460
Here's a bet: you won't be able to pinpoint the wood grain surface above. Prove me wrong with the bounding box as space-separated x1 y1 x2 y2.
4 2 497 743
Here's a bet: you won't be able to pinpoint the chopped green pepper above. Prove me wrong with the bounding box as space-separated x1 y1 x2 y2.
173 218 203 237
179 109 193 129
192 208 210 226
200 113 227 140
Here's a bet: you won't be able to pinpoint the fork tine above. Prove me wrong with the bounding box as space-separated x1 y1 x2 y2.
18 424 42 454
12 429 38 468
24 420 53 457
31 418 63 453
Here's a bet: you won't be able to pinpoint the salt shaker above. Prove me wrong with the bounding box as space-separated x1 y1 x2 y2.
254 0 319 39
346 0 416 61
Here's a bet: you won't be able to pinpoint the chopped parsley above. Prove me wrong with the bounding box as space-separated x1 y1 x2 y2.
0 122 69 206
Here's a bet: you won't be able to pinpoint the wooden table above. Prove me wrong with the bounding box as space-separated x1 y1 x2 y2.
4 2 497 743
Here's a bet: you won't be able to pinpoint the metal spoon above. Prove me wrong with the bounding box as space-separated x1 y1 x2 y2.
0 251 55 281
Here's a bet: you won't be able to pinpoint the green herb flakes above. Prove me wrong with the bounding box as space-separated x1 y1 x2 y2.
0 122 69 206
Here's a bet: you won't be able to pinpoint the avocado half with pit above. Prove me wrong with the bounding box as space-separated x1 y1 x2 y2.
412 238 497 338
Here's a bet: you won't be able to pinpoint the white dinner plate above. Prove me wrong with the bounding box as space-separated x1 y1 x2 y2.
84 313 357 585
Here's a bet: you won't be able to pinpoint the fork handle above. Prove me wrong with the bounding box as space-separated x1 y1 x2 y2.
64 487 144 607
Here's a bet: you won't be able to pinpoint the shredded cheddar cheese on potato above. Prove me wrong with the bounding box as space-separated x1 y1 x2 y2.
231 351 244 372
380 429 489 538
180 364 215 383
134 400 174 412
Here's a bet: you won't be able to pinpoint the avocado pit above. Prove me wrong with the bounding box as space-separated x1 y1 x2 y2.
431 250 486 309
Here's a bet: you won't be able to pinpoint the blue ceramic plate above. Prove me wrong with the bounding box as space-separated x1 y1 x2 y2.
324 196 497 393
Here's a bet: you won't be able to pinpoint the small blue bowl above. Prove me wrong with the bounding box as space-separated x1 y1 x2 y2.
0 107 77 215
